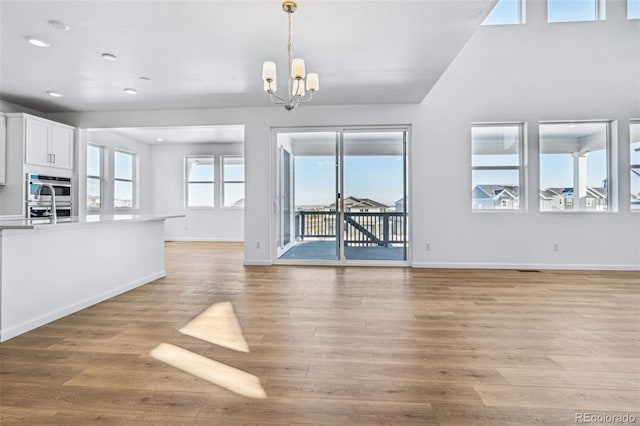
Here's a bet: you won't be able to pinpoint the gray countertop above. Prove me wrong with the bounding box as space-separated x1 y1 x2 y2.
0 214 185 230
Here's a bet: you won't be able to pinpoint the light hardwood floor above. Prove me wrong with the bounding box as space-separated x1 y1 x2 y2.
1 242 639 425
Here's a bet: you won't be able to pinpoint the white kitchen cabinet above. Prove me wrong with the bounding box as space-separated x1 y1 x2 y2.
25 116 74 170
0 113 75 216
0 114 6 185
49 125 74 169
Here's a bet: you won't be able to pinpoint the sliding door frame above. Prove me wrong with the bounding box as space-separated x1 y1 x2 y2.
271 125 412 267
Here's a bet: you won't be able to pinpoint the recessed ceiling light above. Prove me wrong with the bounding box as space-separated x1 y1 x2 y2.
139 76 151 82
48 20 70 31
102 53 118 61
25 37 51 48
123 88 138 95
46 91 63 98
156 138 164 142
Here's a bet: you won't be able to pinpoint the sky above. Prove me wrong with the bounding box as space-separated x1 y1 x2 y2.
294 156 404 207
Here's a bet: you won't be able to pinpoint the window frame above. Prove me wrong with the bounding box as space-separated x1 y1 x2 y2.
185 155 216 209
86 143 103 211
221 155 245 209
482 0 526 26
631 120 640 211
471 122 526 213
629 0 640 19
547 0 606 23
538 120 612 213
113 149 136 210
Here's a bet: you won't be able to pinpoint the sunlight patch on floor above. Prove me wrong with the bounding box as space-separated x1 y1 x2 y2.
150 343 266 399
179 301 249 353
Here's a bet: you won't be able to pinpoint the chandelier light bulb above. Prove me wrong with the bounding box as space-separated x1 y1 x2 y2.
264 80 277 93
262 62 276 81
306 73 319 92
291 59 305 79
292 80 305 97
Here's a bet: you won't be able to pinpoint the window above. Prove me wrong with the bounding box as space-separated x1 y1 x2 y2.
114 150 135 209
472 123 524 211
629 0 640 18
186 156 215 208
222 156 245 208
539 121 610 212
547 0 604 23
631 122 640 210
87 144 102 209
483 0 524 25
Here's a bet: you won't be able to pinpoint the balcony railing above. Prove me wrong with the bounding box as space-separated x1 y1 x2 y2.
295 211 406 247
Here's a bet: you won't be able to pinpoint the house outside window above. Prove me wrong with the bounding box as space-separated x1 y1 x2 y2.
114 150 135 209
87 144 102 210
483 0 524 25
222 156 245 208
547 0 605 23
186 156 215 208
471 123 525 211
539 121 610 212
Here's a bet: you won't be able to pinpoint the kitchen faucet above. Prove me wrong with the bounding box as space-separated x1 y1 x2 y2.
34 183 57 222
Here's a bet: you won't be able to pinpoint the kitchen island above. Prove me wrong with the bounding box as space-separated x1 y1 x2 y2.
0 214 182 341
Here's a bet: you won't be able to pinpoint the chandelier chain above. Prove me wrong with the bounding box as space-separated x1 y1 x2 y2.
287 10 293 103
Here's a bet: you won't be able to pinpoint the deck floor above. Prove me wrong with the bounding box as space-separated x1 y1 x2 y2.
278 239 406 260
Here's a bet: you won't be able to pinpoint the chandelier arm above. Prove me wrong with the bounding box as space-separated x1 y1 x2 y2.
297 91 315 104
269 92 288 104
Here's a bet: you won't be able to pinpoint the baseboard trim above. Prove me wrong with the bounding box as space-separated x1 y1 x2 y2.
243 260 272 266
0 271 166 342
411 262 640 271
164 237 244 242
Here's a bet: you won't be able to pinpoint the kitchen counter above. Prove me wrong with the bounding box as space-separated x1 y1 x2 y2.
0 214 183 341
0 214 184 230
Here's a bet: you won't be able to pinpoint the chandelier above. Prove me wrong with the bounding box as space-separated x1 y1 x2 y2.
262 1 319 111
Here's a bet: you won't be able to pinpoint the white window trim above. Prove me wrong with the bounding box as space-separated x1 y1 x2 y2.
631 119 640 212
185 155 216 209
547 0 606 23
538 120 612 214
471 122 526 213
222 155 245 209
86 143 103 211
114 149 137 210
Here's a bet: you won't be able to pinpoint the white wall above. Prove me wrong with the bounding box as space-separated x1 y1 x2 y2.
44 0 640 269
413 0 639 269
83 130 152 214
149 143 244 241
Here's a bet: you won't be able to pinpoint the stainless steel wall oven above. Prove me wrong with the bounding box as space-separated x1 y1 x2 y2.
26 173 73 218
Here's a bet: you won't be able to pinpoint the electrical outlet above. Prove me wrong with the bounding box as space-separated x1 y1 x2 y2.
425 242 431 251
256 241 261 249
183 225 188 231
553 242 559 251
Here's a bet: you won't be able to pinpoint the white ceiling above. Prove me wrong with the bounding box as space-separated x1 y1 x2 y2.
94 125 245 145
0 0 495 113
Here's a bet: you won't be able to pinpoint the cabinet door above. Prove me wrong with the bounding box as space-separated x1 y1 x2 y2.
49 125 74 170
25 118 51 167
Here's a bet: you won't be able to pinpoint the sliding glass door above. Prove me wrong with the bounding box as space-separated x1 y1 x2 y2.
275 127 409 263
276 131 340 260
342 130 407 260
